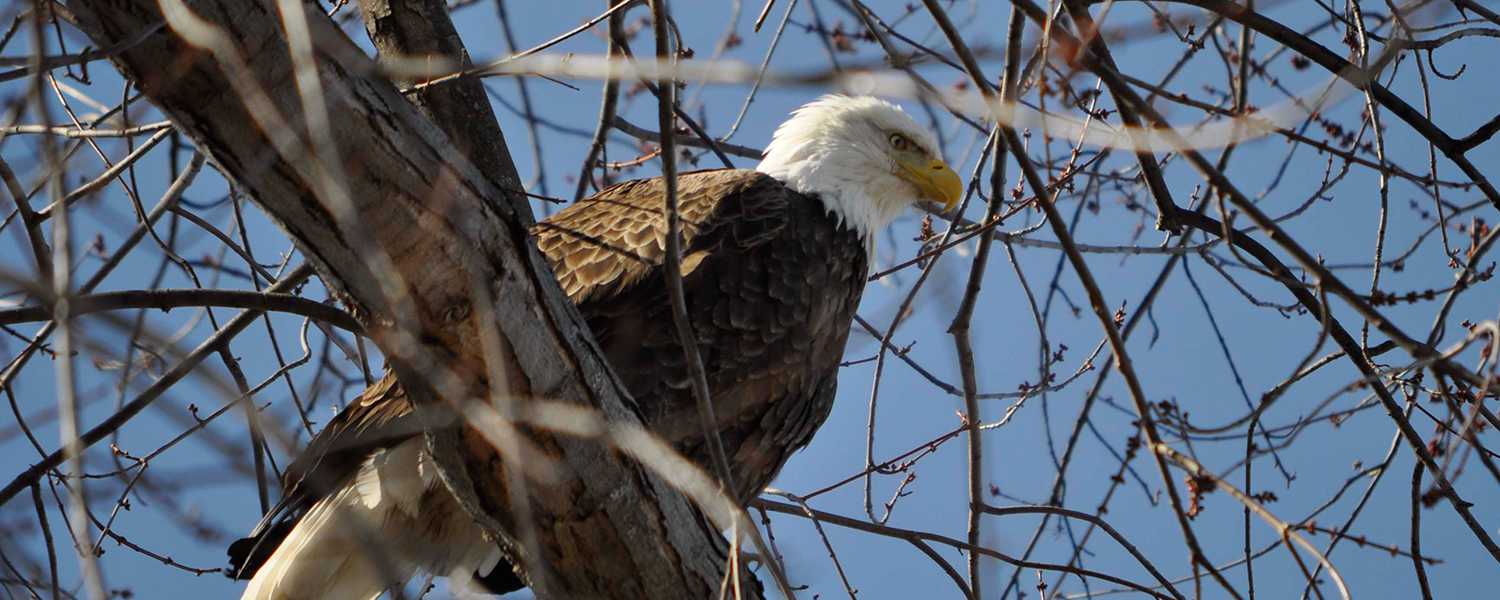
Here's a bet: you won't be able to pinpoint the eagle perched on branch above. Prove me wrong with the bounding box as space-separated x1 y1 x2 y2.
227 95 962 600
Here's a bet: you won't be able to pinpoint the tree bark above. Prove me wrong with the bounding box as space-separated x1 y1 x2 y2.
61 0 757 597
355 0 522 192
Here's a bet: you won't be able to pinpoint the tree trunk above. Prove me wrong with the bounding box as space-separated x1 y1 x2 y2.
61 0 758 597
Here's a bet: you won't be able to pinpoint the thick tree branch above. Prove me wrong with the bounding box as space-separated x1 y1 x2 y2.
58 0 757 597
356 0 524 195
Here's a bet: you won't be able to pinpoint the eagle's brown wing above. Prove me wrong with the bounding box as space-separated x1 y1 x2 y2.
535 168 867 502
533 168 791 305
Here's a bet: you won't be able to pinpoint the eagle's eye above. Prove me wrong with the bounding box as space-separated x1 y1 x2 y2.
888 133 911 152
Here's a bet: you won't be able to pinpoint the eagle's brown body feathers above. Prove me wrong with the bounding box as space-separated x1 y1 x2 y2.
540 169 867 501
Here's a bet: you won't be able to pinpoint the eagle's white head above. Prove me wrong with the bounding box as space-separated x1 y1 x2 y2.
756 95 963 248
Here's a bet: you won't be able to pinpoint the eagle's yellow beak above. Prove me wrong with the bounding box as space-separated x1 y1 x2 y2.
899 156 964 212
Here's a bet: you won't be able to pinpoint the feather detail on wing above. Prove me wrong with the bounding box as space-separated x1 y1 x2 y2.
532 169 792 306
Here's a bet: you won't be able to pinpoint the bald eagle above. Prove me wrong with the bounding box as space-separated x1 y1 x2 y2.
227 95 962 600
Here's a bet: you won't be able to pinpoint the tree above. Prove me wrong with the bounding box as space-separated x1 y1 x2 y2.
3 0 758 597
3 0 1499 599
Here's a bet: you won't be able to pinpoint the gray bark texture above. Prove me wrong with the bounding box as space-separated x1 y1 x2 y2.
61 0 759 597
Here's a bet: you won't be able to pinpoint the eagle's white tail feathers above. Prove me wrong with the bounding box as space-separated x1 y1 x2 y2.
354 438 432 517
240 438 501 600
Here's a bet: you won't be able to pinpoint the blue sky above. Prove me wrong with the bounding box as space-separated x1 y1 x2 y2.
4 1 1500 599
